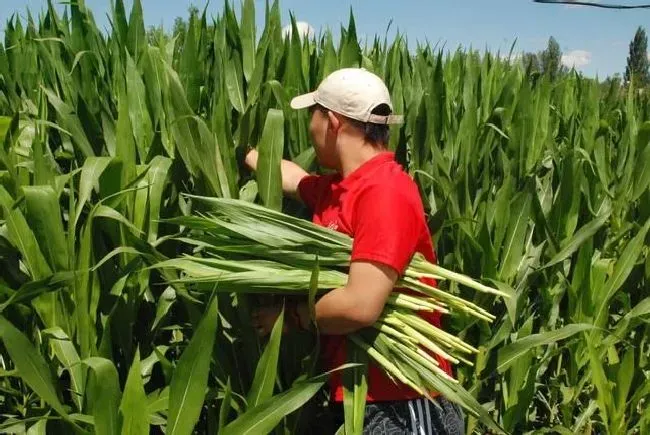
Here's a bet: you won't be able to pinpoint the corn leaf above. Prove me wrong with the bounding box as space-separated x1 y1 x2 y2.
42 328 85 412
0 316 69 418
74 156 112 229
246 305 284 408
240 0 256 82
342 339 368 435
119 349 149 435
82 357 122 435
498 324 595 373
0 185 52 279
23 185 68 271
594 217 650 325
543 209 610 269
222 372 338 435
256 109 284 211
166 294 219 435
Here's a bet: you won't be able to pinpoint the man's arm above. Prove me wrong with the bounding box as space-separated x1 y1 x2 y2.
293 185 421 335
244 149 308 201
296 260 398 335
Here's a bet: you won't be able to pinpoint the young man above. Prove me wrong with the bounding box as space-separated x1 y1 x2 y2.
242 68 464 434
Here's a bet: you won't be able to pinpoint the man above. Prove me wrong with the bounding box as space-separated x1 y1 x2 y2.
242 68 464 434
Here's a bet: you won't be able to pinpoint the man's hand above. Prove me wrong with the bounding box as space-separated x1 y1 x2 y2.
251 299 310 337
251 304 284 337
252 261 397 336
238 147 309 201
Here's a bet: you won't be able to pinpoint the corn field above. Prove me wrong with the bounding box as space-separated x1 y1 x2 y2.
0 0 649 434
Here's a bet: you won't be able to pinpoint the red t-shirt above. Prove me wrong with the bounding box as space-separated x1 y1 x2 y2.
297 151 453 402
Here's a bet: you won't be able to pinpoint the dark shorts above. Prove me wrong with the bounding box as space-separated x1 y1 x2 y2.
330 396 465 435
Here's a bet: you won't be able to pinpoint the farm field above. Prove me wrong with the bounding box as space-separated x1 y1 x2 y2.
0 1 649 434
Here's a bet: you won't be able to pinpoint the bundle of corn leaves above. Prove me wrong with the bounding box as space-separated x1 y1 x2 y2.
154 195 509 434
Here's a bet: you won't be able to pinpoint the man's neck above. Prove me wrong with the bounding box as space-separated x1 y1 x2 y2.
339 142 386 178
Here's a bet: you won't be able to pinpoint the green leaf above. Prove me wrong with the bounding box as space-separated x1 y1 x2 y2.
339 9 361 68
144 156 172 242
543 209 610 269
320 32 339 78
632 132 650 201
119 349 149 435
141 345 169 385
0 116 12 143
594 217 650 325
42 88 95 158
256 109 284 211
74 156 112 229
498 192 531 281
551 153 581 241
615 347 635 414
26 419 48 435
147 386 170 415
151 287 176 331
586 339 612 428
0 316 69 418
0 185 52 279
111 0 129 48
94 205 143 236
166 294 219 435
246 305 284 408
343 340 368 435
225 53 247 113
222 375 327 435
116 86 137 201
498 324 595 372
0 273 74 313
292 147 315 172
23 185 68 271
126 53 153 161
179 13 200 110
240 0 256 82
82 357 122 435
42 328 84 412
126 0 145 58
219 379 233 431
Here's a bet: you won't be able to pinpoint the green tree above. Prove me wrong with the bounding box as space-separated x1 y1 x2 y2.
540 36 562 79
522 52 541 75
146 24 168 46
625 26 650 87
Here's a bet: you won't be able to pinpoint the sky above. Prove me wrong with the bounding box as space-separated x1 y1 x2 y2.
1 0 650 79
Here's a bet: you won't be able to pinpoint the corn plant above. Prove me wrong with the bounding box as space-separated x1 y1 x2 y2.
0 0 649 434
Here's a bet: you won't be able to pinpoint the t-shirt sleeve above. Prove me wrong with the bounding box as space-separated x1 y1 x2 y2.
350 185 422 275
297 174 323 211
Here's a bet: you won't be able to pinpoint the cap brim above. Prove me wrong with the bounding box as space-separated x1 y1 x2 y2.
290 92 316 110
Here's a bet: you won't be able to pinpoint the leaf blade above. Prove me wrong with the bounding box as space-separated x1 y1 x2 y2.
166 295 219 435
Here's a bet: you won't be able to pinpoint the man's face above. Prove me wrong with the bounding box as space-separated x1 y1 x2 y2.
308 105 338 168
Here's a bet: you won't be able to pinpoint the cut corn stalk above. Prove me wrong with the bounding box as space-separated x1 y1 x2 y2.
377 315 460 364
386 293 449 314
391 311 480 354
348 334 424 395
153 195 510 432
392 341 458 384
410 255 510 298
371 322 419 345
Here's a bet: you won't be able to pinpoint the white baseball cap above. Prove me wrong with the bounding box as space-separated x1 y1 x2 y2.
290 68 403 125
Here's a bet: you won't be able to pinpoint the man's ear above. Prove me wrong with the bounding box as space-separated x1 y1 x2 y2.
327 111 341 133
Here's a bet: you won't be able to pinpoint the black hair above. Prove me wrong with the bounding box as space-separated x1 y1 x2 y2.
363 104 392 146
313 103 392 147
344 103 392 147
